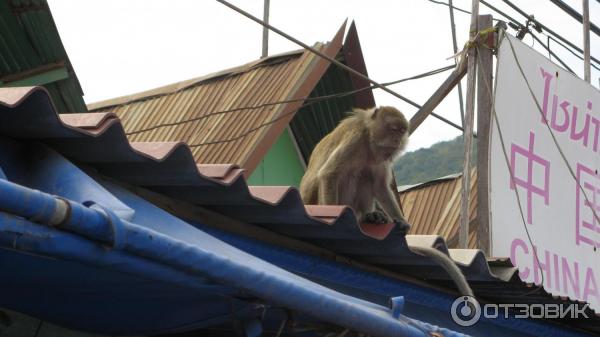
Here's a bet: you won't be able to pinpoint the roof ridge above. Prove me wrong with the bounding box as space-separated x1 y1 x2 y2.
86 48 310 111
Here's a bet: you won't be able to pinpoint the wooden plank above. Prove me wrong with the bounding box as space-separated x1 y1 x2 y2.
460 1 479 249
408 61 467 134
476 15 493 256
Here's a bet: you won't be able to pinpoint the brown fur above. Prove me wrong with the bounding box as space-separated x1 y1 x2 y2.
299 106 409 224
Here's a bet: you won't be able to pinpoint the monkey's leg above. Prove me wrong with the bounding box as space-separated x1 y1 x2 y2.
363 210 389 224
375 183 411 231
317 174 339 205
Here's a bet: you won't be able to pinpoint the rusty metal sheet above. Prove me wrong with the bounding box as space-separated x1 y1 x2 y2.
87 24 346 177
399 169 478 248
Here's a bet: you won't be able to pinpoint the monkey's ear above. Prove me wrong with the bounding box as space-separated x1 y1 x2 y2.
371 107 379 119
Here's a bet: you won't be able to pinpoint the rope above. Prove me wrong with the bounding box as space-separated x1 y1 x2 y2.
475 30 544 294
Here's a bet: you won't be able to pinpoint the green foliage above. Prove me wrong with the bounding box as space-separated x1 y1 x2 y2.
393 135 477 186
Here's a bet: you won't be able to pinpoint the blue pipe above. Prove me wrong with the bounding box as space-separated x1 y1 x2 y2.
0 178 468 337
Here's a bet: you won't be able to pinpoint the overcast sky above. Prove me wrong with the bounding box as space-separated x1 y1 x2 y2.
47 0 599 152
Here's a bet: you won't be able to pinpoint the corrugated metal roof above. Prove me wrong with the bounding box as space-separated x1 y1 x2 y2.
2 86 599 334
289 22 375 162
0 0 86 112
87 24 347 175
400 169 478 248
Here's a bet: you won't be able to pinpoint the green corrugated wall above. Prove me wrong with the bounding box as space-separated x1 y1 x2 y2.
248 128 305 187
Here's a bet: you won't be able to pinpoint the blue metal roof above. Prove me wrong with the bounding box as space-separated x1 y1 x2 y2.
0 86 598 336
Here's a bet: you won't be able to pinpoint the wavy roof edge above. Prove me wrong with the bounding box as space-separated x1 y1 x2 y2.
2 86 599 331
86 47 311 111
397 172 463 193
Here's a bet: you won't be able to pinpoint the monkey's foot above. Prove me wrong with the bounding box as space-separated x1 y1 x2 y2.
362 211 389 224
394 218 411 234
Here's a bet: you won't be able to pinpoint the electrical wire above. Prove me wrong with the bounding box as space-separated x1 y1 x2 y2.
216 0 464 134
528 31 575 73
426 0 471 15
499 0 600 66
503 34 600 227
481 0 599 73
425 0 598 73
547 0 599 37
484 32 600 295
426 0 503 22
125 64 456 138
186 65 458 147
448 0 466 128
544 33 600 71
476 32 545 294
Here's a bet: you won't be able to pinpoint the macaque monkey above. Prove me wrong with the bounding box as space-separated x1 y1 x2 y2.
300 106 410 230
299 106 473 296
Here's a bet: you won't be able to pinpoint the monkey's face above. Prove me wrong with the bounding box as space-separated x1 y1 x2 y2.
370 106 409 161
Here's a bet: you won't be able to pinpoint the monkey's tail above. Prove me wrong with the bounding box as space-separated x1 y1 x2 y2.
408 245 474 297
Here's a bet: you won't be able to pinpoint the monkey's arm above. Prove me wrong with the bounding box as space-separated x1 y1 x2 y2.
316 137 359 205
374 177 406 223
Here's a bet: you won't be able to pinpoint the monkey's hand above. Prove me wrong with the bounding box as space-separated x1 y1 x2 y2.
362 210 389 224
393 218 411 234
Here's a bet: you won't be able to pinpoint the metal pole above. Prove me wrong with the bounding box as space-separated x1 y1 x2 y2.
583 0 591 83
460 0 479 249
216 0 465 133
448 0 466 128
261 0 270 58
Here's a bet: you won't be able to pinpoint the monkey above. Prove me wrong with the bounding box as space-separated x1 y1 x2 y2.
299 106 473 297
300 106 410 230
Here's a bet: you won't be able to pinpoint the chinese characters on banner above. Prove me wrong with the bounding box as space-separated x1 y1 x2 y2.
491 35 600 311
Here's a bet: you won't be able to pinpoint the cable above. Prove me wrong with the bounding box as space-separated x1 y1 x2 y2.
500 0 600 66
216 0 463 133
479 0 600 71
487 32 600 294
544 33 600 71
426 0 503 22
548 0 600 37
185 66 458 147
426 0 471 15
504 34 600 227
480 0 599 73
528 31 575 73
448 0 466 128
480 0 522 27
125 64 457 137
475 32 544 294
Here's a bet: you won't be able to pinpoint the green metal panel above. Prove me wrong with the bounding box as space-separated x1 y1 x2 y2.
248 128 305 187
0 65 68 87
0 0 86 112
290 59 356 162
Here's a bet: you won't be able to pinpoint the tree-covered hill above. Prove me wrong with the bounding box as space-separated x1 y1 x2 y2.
393 135 476 186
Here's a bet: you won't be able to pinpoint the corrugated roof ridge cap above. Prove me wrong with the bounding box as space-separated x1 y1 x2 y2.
58 112 117 129
0 86 48 107
86 48 307 111
397 172 463 193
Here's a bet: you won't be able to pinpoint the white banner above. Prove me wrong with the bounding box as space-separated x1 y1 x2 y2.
491 34 600 311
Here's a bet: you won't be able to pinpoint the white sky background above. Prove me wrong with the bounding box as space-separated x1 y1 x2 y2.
47 0 599 152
